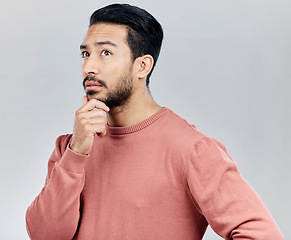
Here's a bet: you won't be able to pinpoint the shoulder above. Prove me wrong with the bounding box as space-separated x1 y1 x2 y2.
160 108 207 145
162 108 230 156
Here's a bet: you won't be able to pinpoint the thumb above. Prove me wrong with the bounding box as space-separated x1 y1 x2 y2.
83 96 88 105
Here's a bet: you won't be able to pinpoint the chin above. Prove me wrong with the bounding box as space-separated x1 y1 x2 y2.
87 91 102 99
87 94 107 105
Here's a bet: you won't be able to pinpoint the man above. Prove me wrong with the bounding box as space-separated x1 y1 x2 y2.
26 4 283 240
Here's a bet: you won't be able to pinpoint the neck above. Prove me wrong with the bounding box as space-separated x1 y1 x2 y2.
107 87 162 127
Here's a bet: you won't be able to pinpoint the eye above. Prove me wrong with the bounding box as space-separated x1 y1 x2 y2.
101 50 111 56
81 51 90 58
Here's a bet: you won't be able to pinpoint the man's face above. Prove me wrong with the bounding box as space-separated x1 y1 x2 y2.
80 23 135 109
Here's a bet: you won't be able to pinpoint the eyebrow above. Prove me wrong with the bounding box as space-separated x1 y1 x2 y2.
80 41 117 50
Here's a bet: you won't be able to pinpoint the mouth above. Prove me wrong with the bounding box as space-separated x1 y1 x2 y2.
85 80 103 92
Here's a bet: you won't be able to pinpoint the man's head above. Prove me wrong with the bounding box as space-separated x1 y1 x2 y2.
81 4 163 109
89 3 163 85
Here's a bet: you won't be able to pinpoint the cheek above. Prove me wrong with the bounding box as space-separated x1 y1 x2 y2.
103 65 123 79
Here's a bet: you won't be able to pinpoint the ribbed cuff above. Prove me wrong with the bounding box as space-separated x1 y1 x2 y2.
59 146 88 173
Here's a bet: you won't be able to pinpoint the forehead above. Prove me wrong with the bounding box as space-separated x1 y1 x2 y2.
82 23 129 47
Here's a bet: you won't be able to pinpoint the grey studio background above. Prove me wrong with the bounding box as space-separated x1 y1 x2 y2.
0 0 290 239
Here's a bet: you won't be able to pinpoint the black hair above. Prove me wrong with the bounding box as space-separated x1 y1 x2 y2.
89 3 163 86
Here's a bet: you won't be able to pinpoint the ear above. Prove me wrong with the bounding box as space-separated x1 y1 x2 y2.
135 54 154 79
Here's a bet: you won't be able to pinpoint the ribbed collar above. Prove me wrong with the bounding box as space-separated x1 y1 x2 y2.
106 107 170 135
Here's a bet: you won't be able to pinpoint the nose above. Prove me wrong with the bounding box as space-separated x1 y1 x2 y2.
82 56 100 76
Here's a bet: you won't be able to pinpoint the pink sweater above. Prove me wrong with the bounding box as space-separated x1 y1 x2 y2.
26 107 283 239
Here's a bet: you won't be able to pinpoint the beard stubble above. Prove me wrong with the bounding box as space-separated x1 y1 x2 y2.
83 72 133 109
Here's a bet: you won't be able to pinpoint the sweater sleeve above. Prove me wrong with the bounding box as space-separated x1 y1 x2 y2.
26 134 88 240
185 136 284 239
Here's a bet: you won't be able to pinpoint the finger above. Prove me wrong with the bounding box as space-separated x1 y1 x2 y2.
83 96 88 105
78 109 107 120
80 99 110 113
98 131 106 138
96 125 107 138
90 123 106 136
87 117 107 125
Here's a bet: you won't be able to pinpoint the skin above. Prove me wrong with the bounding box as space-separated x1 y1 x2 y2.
70 23 162 155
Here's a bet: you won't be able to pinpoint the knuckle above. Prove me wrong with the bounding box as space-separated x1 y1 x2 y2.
76 108 83 114
78 112 86 120
75 112 82 119
83 124 90 132
79 118 87 125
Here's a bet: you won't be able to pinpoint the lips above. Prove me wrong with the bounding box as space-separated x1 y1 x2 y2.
85 80 103 91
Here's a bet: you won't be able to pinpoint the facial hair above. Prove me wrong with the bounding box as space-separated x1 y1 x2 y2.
83 73 133 109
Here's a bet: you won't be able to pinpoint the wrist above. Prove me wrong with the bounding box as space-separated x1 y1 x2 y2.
69 144 88 156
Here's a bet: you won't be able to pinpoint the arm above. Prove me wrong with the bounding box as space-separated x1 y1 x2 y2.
185 136 284 239
26 135 87 240
26 97 110 239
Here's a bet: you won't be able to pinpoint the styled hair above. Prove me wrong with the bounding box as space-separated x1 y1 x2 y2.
89 4 163 86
